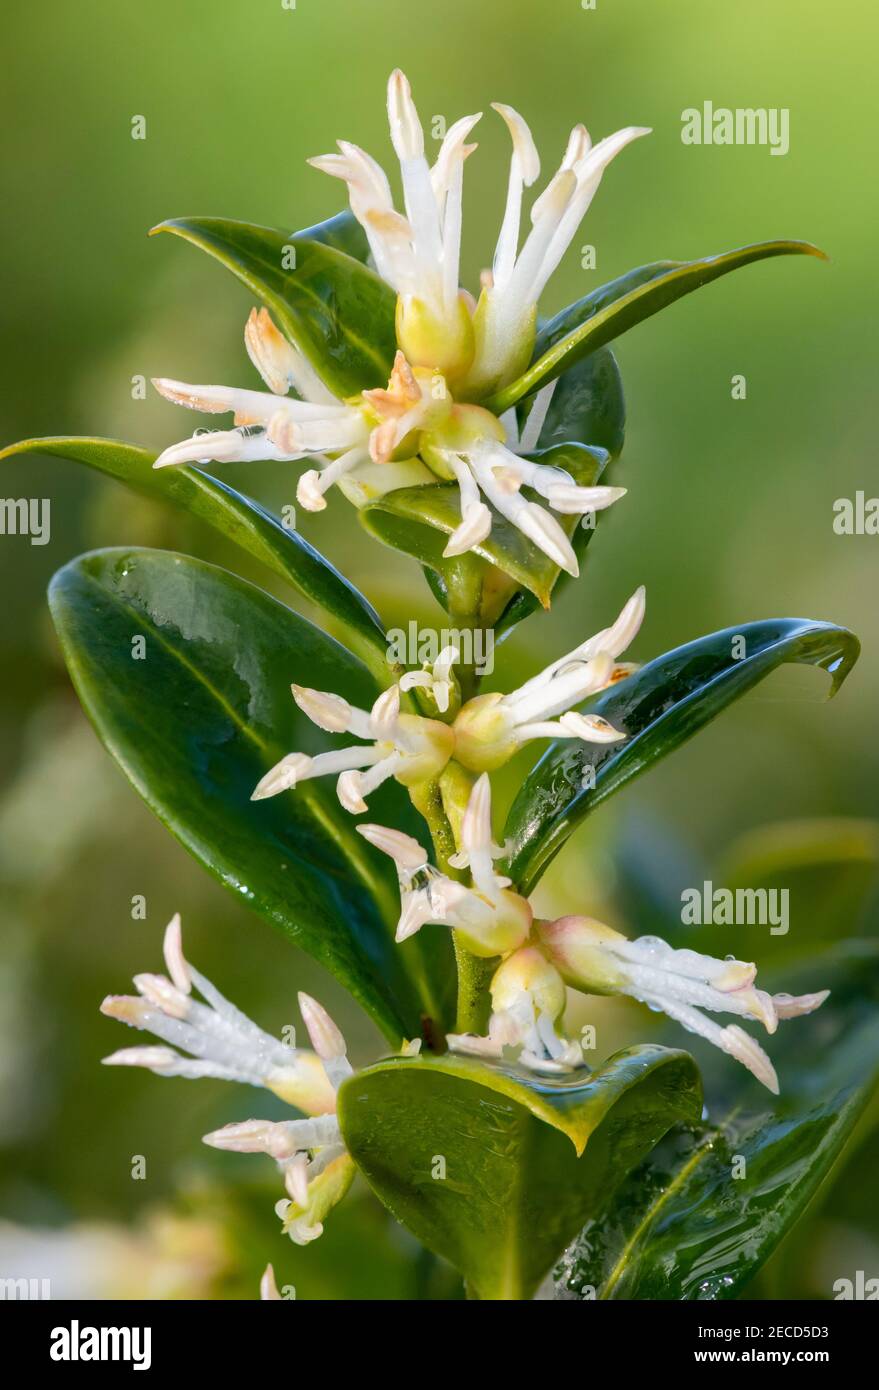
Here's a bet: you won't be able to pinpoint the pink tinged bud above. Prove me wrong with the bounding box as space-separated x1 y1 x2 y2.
298 993 346 1061
284 1152 310 1208
100 994 153 1025
490 946 567 1022
536 916 629 993
291 685 352 733
773 989 830 1019
133 973 190 1019
260 1264 282 1301
298 993 352 1091
202 1119 295 1158
356 823 428 871
722 1026 779 1095
251 753 312 801
102 1045 179 1070
163 913 191 994
557 712 626 743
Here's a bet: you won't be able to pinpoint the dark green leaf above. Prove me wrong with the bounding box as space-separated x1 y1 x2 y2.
151 217 396 397
292 210 370 262
338 1044 701 1300
360 443 607 614
506 618 860 895
518 345 626 458
488 241 826 412
552 943 879 1299
1 435 389 682
49 546 451 1040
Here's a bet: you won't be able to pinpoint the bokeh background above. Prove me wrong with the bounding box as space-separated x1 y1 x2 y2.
1 0 877 1298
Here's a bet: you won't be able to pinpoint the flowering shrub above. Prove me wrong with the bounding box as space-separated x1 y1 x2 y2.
5 71 871 1301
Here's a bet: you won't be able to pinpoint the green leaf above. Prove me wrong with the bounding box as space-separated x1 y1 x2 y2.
688 818 879 962
505 618 860 896
519 345 626 458
552 943 879 1300
1 435 389 681
338 1045 702 1300
48 546 450 1041
151 217 396 397
488 241 826 413
292 210 370 262
360 443 607 616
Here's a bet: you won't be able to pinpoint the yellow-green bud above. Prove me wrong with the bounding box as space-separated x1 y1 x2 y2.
535 916 628 994
452 692 517 772
396 293 476 387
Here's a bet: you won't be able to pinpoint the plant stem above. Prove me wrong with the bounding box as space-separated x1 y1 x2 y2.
452 946 496 1034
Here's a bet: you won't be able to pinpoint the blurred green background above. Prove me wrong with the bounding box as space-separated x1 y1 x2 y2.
1 0 877 1298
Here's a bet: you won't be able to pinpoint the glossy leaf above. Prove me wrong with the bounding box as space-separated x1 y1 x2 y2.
552 943 879 1300
151 217 396 397
488 241 826 413
292 210 370 262
1 435 389 681
48 546 451 1040
361 443 608 615
519 345 626 459
506 618 860 895
339 1045 702 1300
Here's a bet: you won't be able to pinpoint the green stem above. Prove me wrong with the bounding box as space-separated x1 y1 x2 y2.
452 946 496 1034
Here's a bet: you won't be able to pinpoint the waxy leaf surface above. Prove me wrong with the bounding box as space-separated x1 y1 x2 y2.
339 1045 701 1299
505 619 860 895
49 547 451 1040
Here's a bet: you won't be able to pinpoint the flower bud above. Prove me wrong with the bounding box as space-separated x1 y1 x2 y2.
535 915 630 993
490 946 566 1021
452 692 518 772
396 293 476 386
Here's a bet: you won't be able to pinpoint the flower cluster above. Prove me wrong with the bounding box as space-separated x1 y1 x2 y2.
252 588 642 809
149 70 639 572
248 585 828 1092
91 72 834 1283
361 775 827 1091
101 914 362 1245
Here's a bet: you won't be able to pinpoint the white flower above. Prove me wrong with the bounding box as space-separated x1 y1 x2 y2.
469 111 650 395
398 643 460 714
452 586 644 770
310 70 649 397
423 418 626 573
100 915 355 1245
204 991 354 1245
310 71 480 382
152 316 440 512
358 773 531 957
101 914 337 1111
260 1264 282 1300
447 945 585 1074
537 915 830 1094
251 682 455 814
